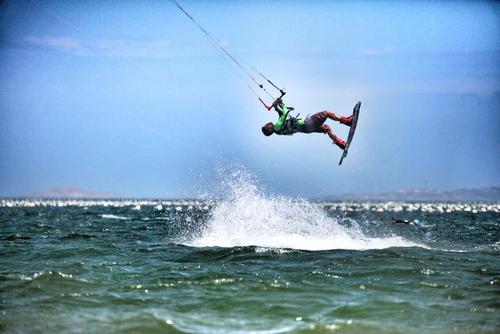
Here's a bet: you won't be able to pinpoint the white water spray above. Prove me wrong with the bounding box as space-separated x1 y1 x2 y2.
191 169 421 251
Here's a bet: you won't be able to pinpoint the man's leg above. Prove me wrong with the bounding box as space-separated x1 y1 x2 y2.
323 111 352 126
322 124 346 150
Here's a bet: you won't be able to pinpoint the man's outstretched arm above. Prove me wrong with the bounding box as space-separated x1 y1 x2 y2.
259 90 286 111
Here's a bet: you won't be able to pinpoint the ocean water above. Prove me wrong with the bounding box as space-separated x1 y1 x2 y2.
1 178 499 333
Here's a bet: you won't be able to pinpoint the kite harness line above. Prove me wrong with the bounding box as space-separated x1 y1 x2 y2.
173 0 284 110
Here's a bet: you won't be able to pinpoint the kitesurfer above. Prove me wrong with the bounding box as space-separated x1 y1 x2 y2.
261 94 352 150
391 217 423 226
175 1 359 156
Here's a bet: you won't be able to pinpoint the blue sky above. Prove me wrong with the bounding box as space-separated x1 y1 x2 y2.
0 0 499 197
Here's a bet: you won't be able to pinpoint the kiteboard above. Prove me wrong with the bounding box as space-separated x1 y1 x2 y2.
338 101 361 165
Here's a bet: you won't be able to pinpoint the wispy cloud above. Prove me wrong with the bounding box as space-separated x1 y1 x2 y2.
24 35 170 59
25 36 82 50
360 46 393 56
92 39 170 58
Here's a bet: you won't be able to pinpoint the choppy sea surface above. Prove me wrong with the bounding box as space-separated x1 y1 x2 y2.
1 180 499 333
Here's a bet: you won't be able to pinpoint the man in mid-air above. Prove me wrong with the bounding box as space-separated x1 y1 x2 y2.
260 92 356 150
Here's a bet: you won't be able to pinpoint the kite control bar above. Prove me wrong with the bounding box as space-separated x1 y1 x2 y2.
259 90 286 111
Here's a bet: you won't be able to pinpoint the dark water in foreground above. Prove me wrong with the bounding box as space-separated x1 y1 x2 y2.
1 196 499 333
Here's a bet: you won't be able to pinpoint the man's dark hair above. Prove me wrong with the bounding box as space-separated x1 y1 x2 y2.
261 122 274 136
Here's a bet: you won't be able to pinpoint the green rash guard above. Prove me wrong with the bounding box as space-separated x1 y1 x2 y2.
274 103 305 135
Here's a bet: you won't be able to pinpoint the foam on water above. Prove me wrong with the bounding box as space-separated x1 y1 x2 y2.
190 170 422 251
101 214 130 220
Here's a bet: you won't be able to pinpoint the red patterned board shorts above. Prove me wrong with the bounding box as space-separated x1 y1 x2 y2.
303 111 328 133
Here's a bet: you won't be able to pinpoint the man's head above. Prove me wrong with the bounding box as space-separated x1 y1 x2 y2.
261 122 274 136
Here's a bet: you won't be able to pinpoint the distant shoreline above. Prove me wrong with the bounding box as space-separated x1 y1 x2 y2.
2 186 498 203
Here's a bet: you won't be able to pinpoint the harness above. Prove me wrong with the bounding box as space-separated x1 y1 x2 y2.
280 114 304 135
274 103 305 135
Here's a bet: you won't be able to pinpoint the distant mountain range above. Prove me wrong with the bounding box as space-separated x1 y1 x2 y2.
26 187 124 199
338 187 500 201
